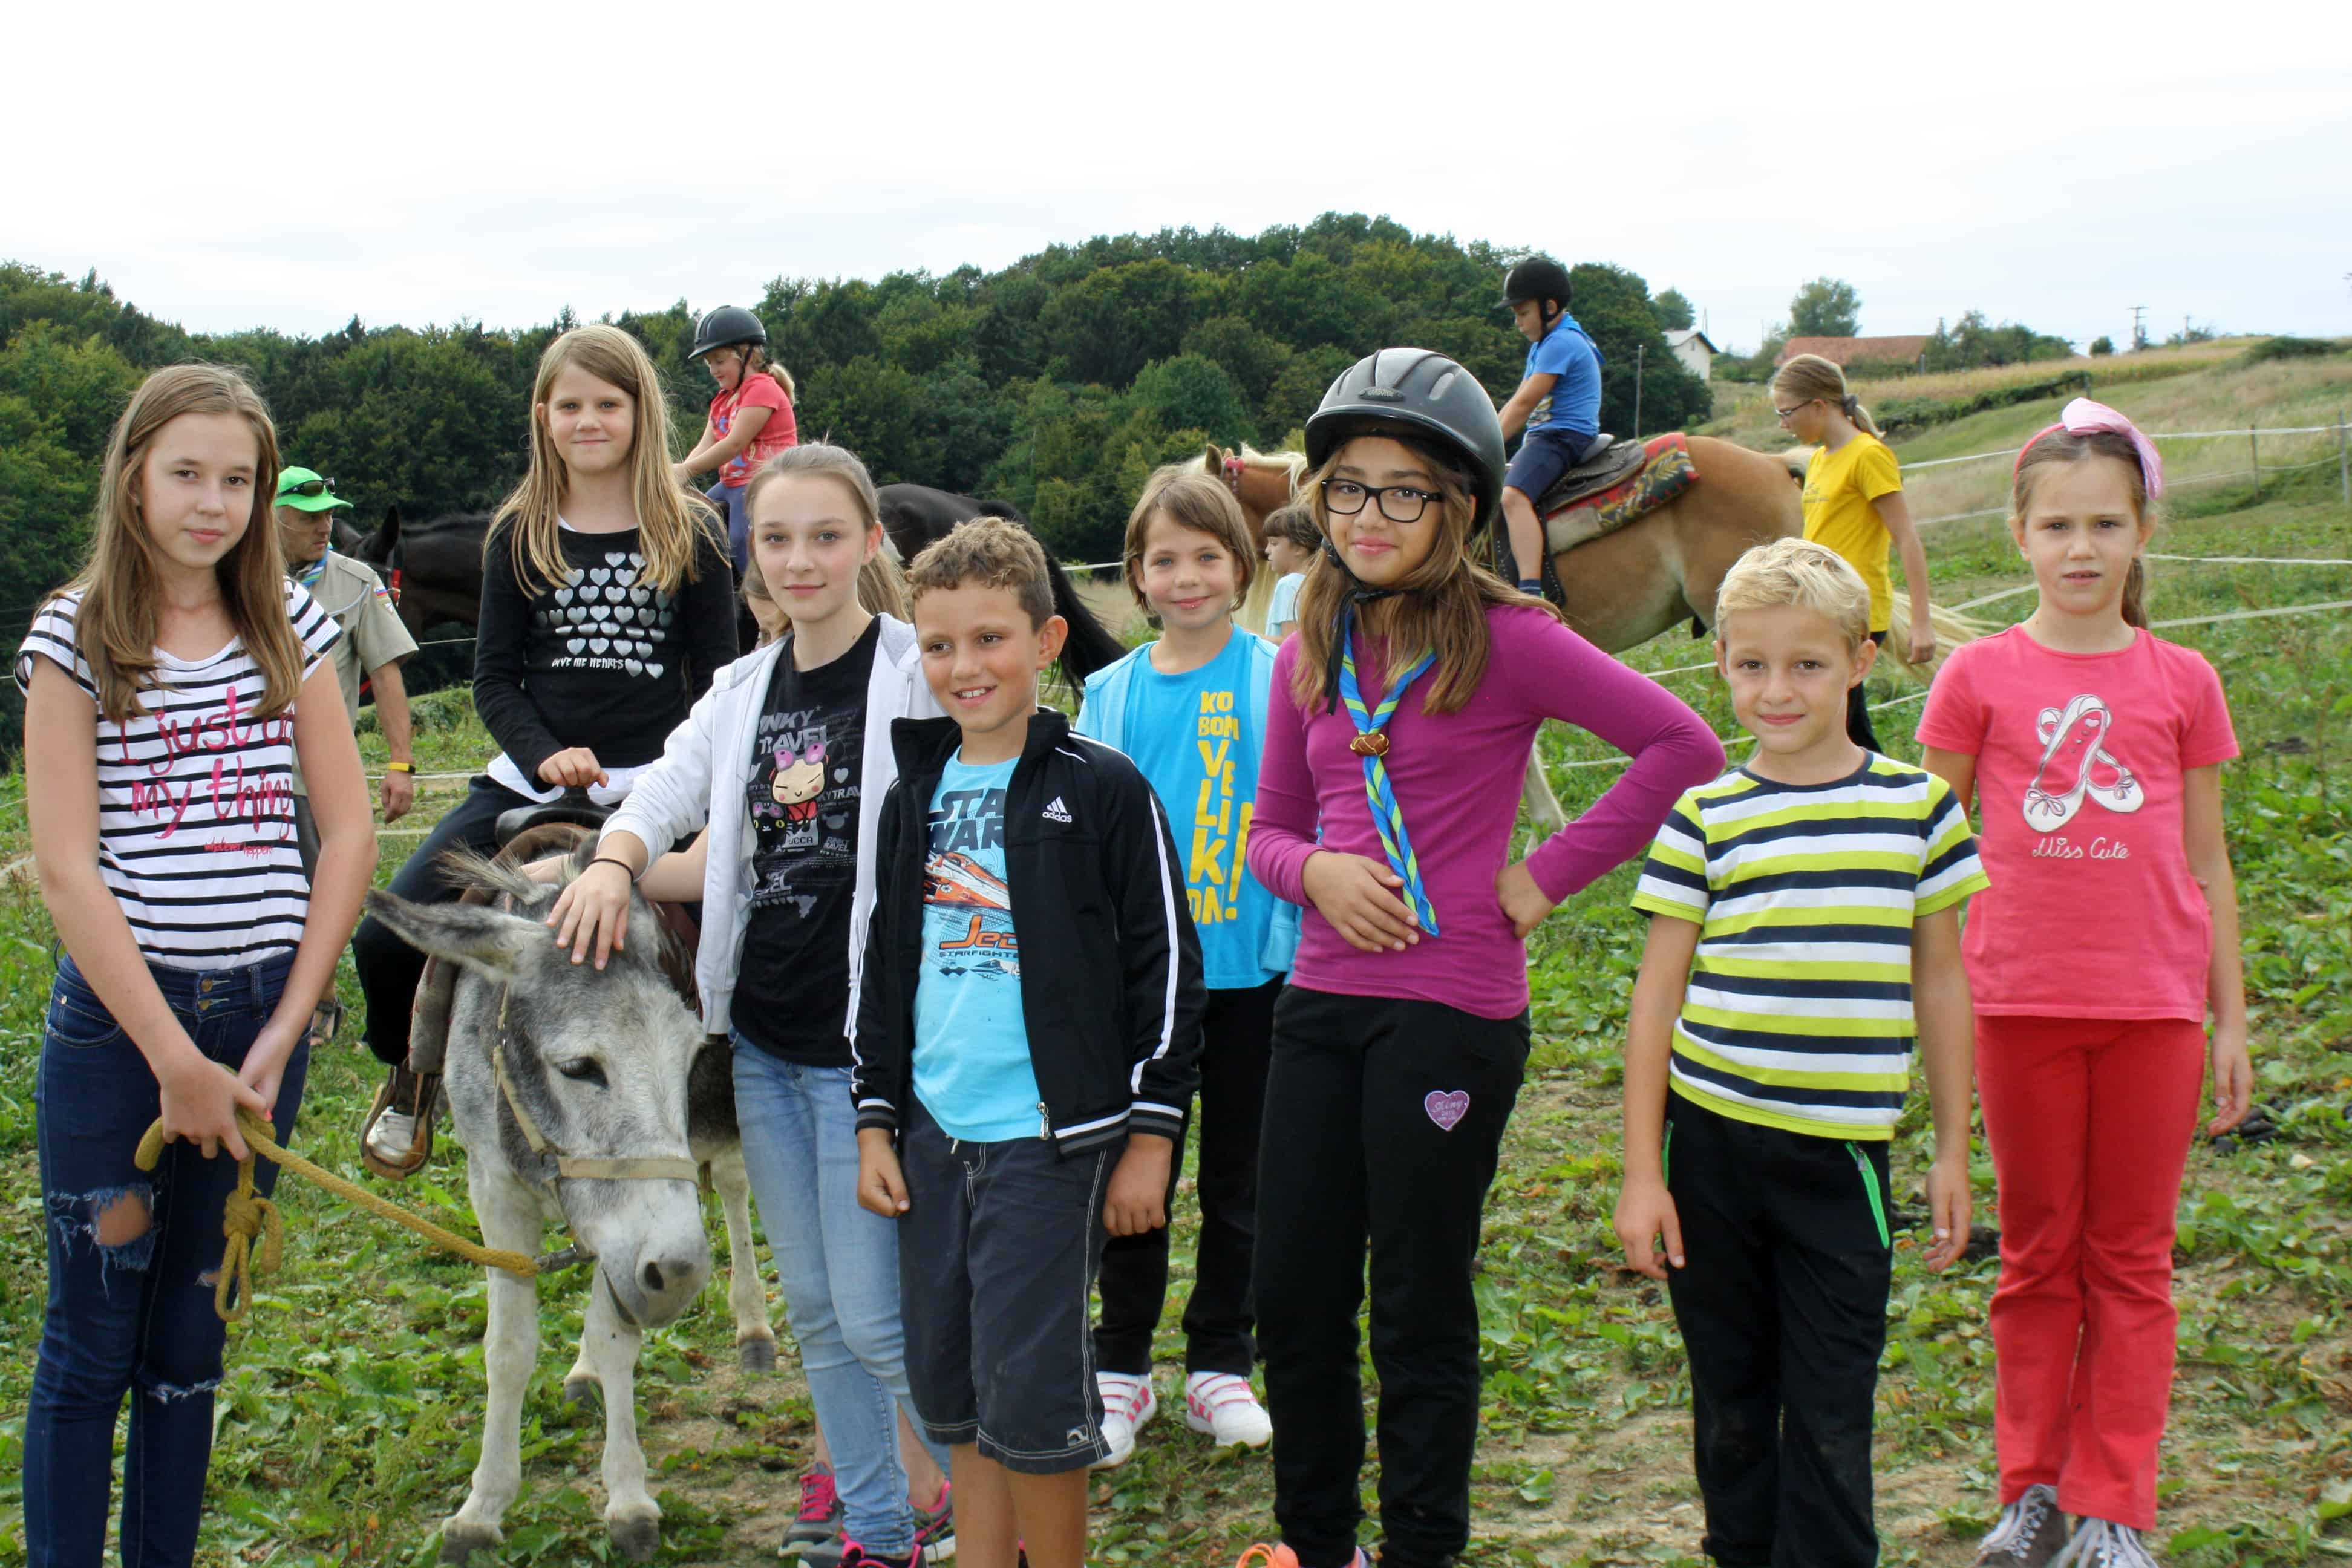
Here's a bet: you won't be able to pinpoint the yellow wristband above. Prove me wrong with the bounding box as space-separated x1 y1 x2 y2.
384 762 416 774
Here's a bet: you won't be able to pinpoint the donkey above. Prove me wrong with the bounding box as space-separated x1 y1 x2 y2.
365 845 743 1563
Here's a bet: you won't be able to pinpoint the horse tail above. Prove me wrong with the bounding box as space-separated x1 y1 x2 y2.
1883 598 1990 687
1043 554 1126 684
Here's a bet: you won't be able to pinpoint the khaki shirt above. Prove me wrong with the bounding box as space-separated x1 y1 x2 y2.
291 551 417 794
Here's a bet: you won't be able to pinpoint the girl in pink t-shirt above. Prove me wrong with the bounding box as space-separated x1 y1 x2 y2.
1916 400 2252 1568
679 304 800 572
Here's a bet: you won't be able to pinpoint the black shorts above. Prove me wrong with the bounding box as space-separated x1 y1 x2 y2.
897 1099 1114 1474
1503 428 1596 500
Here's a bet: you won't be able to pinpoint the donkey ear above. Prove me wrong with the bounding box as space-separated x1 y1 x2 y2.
364 890 546 982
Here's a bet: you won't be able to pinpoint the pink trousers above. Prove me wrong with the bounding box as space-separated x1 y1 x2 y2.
1975 1014 2206 1530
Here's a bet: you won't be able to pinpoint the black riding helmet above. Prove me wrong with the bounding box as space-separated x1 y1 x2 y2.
689 304 767 361
1305 348 1509 537
1498 256 1573 315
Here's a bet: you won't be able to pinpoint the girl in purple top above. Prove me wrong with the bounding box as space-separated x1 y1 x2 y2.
1237 350 1723 1568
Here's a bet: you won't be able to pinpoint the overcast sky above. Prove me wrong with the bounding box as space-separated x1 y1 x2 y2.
7 1 2347 356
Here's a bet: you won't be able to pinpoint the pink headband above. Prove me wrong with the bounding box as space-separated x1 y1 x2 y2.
2014 397 2164 498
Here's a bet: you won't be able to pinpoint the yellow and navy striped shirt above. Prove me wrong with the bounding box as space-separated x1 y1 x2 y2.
1631 756 1988 1140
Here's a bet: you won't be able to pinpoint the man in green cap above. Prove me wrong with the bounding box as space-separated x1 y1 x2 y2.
275 465 420 843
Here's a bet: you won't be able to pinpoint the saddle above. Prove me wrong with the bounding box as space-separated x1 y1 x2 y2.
1500 434 1704 605
1534 434 1646 515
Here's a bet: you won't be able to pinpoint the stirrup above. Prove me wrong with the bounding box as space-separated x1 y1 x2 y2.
361 1063 440 1180
306 997 345 1050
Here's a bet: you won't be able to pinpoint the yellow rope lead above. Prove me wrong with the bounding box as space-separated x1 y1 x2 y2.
135 1109 541 1324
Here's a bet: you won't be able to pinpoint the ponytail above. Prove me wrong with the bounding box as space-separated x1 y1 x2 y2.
2121 557 2147 629
750 346 797 403
1840 392 1881 438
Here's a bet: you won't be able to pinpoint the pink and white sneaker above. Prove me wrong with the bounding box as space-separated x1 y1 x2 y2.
1184 1372 1272 1449
1091 1371 1158 1469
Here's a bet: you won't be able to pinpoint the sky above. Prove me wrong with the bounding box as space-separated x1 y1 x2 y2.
7 0 2349 357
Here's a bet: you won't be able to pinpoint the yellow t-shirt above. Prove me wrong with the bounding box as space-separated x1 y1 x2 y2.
1800 434 1903 632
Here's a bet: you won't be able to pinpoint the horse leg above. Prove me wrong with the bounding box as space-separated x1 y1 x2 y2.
1523 742 1568 838
582 1269 662 1563
708 1145 778 1370
442 1172 541 1562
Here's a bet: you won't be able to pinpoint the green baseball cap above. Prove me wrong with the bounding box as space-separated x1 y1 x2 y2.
274 467 352 512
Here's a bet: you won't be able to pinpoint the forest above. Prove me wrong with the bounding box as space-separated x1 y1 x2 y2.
0 214 1709 632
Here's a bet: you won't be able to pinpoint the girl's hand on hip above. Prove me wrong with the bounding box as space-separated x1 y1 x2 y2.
547 860 633 969
1613 1176 1684 1279
159 1046 269 1162
1301 851 1419 952
1497 860 1558 939
537 748 607 790
2206 1017 2253 1137
1103 1135 1172 1236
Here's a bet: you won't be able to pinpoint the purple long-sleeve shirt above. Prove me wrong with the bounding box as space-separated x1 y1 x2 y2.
1249 604 1726 1019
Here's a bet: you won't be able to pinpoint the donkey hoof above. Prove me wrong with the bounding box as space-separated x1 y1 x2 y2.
563 1375 601 1408
737 1334 777 1373
439 1518 502 1562
608 1509 662 1563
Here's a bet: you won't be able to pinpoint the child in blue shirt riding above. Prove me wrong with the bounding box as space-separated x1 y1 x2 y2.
1495 256 1605 593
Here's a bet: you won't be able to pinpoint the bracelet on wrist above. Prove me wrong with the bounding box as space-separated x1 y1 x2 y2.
384 762 416 774
587 855 639 881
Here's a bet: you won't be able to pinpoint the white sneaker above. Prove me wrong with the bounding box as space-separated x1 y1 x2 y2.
2054 1518 2161 1568
1184 1371 1272 1448
365 1108 419 1166
1090 1372 1158 1469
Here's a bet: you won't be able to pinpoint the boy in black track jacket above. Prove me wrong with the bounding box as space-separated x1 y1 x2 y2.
853 516 1203 1568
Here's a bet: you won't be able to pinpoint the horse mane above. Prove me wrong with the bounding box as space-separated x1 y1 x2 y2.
1238 445 1306 479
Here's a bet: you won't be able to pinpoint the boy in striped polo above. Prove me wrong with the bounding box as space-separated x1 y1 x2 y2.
1615 538 1987 1568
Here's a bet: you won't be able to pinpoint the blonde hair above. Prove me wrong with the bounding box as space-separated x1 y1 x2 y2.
1287 435 1560 715
1771 353 1881 439
746 344 797 403
1716 538 1872 651
906 514 1054 630
492 325 720 597
739 443 906 636
2012 431 2154 629
1123 469 1258 614
63 364 307 723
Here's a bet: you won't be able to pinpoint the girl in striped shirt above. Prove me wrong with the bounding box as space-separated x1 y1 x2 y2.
16 364 377 1564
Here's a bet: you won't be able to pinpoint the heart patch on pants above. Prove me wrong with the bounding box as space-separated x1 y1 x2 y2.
1424 1089 1471 1132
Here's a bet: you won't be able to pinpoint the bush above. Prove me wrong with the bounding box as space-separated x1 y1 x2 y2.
1873 368 2096 438
2241 335 2344 365
1843 357 1918 382
2090 336 2115 356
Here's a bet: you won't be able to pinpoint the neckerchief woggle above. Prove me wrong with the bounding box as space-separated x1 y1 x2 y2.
1333 601 1440 936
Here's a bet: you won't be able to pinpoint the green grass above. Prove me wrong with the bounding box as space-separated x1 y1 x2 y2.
1 463 2348 1564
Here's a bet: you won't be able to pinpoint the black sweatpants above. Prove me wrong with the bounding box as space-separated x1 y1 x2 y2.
1843 631 1889 753
351 774 537 1066
1095 977 1280 1377
1255 985 1530 1568
1662 1095 1895 1568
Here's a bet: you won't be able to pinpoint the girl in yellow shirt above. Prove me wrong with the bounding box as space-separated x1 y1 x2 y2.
1772 353 1934 749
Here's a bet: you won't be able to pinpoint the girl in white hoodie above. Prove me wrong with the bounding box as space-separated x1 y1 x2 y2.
549 443 948 1568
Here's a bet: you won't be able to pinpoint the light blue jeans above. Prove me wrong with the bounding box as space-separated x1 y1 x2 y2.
732 1040 946 1556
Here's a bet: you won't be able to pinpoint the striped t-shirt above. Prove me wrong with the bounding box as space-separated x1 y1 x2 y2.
14 583 341 969
1630 756 1989 1139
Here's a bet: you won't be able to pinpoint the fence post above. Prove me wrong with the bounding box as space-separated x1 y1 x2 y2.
2339 409 2348 506
1633 343 1645 439
2249 426 2261 498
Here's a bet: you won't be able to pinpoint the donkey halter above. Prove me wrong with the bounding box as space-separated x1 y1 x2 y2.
489 985 702 1187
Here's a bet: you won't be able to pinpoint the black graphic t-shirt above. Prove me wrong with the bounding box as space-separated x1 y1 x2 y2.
731 619 881 1063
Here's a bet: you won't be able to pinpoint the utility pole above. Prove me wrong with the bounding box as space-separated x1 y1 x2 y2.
2130 305 2147 351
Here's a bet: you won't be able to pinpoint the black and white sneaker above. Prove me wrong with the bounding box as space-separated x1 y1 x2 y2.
1974 1484 2067 1568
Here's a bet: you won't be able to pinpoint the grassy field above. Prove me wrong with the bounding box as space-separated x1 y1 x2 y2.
1 431 2348 1564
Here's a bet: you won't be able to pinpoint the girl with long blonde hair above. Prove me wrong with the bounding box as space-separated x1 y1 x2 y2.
18 364 376 1561
1772 352 1936 746
351 324 738 1176
1235 350 1725 1568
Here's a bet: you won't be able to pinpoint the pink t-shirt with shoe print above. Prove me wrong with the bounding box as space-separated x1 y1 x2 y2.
1916 625 2236 1021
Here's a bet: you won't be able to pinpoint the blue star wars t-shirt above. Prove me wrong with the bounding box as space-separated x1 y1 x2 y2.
1119 630 1279 990
913 753 1044 1141
1524 314 1605 440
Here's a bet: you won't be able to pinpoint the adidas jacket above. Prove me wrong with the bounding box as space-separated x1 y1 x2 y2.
851 707 1206 1156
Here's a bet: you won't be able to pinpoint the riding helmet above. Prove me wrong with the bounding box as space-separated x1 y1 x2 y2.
1498 256 1573 312
1305 348 1509 535
689 304 768 361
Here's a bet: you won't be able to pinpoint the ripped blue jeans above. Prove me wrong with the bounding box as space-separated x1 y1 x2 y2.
27 949 304 1568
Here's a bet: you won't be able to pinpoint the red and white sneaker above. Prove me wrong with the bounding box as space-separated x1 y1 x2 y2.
1184 1372 1272 1449
1090 1371 1157 1469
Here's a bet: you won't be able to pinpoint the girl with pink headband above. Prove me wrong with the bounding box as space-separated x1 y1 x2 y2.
1918 399 2252 1568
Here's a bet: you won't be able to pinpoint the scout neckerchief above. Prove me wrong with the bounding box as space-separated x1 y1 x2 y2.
1333 600 1440 936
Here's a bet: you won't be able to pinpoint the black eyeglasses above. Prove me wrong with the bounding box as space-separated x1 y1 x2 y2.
1321 477 1439 524
279 477 337 498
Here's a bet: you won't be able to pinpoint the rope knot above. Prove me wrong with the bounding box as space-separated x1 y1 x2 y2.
215 1171 284 1324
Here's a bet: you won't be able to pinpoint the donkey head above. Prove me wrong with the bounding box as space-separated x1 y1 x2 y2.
363 852 711 1329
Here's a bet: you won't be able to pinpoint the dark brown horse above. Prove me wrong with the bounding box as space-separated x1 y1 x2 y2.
872 484 1126 684
348 506 494 640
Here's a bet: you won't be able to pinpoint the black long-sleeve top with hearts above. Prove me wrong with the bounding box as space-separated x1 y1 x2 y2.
472 521 739 781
